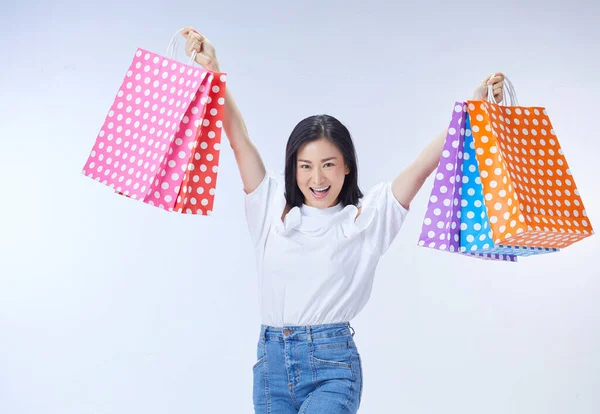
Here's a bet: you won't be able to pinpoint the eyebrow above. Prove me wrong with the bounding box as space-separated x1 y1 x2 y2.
297 157 338 164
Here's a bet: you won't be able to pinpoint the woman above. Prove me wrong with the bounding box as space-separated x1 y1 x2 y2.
182 27 505 413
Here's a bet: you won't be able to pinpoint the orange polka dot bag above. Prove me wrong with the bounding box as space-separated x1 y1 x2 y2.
462 78 593 254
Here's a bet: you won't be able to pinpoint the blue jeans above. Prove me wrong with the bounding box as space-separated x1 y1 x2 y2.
253 323 363 413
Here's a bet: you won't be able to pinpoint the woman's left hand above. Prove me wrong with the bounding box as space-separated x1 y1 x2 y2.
473 72 505 102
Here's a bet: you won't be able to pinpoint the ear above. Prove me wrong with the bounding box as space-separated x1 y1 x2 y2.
345 165 350 175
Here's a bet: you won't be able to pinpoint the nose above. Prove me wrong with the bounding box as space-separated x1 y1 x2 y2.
313 168 324 185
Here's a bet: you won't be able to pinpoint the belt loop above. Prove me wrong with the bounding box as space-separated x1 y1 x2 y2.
349 325 355 337
307 325 312 343
260 325 267 342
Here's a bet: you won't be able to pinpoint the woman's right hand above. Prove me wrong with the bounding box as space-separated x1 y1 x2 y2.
182 27 220 71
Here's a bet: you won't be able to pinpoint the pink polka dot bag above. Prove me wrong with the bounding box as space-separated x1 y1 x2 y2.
82 29 226 216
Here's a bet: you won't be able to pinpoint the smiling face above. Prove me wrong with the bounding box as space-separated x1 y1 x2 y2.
296 138 350 208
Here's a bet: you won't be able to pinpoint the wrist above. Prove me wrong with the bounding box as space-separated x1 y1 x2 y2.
206 59 221 72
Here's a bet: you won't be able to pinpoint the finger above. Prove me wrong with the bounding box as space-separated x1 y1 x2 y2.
181 27 195 38
182 26 202 38
493 83 503 93
190 32 204 42
187 32 205 44
191 40 202 53
483 72 499 83
187 42 201 55
488 77 504 86
186 36 201 51
189 40 204 54
487 72 505 85
186 34 201 48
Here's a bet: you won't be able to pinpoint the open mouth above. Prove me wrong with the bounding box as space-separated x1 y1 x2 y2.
310 186 331 199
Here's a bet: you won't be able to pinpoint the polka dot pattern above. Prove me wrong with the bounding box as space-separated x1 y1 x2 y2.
460 113 559 257
467 100 594 249
418 103 465 253
173 73 226 215
82 48 226 215
460 113 495 252
418 103 516 262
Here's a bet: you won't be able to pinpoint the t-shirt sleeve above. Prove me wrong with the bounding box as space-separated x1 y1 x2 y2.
359 181 409 255
244 171 281 247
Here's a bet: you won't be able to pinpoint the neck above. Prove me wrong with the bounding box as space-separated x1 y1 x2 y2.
304 199 340 209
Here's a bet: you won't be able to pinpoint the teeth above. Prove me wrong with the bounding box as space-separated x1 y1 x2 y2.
312 186 330 192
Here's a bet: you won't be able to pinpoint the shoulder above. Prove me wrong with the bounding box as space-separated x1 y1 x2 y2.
355 182 393 217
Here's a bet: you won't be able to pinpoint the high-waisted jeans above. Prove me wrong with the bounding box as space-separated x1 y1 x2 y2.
253 323 363 413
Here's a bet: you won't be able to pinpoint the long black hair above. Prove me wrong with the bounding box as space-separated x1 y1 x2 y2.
284 114 363 208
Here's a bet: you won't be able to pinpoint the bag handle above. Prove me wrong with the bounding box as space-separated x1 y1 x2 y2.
166 28 197 66
487 76 519 106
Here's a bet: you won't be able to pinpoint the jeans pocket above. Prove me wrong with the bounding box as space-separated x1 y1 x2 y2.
252 343 267 412
312 341 353 369
252 356 265 370
253 342 266 370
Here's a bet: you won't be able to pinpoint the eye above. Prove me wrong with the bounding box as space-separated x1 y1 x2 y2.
324 162 335 168
299 164 310 169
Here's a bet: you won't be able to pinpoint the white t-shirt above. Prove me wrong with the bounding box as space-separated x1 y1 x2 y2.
245 171 408 327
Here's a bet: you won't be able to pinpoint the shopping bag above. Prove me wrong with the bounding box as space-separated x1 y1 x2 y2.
82 29 226 215
418 102 465 253
466 77 593 249
460 112 559 257
418 103 517 262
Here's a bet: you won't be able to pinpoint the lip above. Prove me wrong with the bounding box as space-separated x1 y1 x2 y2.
310 186 331 199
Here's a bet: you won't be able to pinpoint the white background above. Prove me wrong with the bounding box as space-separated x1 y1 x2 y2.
1 0 599 412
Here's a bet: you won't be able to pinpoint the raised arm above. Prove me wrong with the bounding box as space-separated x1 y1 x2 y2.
391 72 506 210
183 27 266 194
